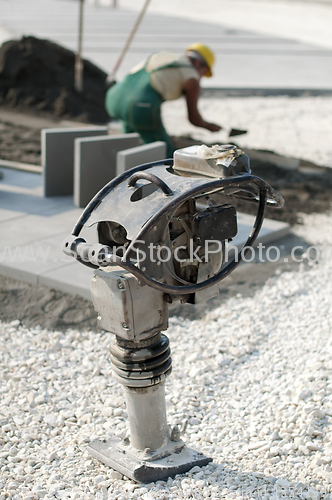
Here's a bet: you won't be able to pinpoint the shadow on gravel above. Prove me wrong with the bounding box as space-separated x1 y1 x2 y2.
205 460 323 499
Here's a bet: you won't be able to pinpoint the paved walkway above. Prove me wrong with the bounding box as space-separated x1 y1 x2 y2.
119 0 332 51
0 0 331 91
0 166 289 300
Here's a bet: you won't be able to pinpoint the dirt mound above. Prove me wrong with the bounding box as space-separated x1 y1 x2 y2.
0 118 41 164
235 159 332 226
0 36 109 123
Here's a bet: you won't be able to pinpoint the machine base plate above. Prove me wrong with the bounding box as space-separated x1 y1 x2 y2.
86 437 212 483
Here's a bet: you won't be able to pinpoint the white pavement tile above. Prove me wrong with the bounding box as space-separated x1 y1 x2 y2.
0 168 289 300
39 261 94 300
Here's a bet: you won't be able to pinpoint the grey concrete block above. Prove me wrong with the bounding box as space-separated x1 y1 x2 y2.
0 262 40 285
116 141 167 176
39 262 93 301
42 126 108 197
74 133 140 208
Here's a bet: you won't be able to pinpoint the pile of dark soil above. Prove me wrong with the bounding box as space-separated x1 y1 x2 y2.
0 36 109 123
236 159 332 226
0 119 41 164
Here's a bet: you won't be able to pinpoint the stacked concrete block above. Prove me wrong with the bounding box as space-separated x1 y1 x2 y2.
116 141 167 176
42 126 167 210
74 133 141 208
42 126 108 197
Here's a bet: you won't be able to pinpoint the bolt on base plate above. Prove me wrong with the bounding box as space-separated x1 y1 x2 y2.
86 437 212 483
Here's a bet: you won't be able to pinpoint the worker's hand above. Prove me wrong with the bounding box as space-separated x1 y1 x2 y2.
184 80 224 133
206 123 222 132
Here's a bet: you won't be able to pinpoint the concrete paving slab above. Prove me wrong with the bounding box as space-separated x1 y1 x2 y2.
0 240 68 285
0 190 74 219
0 159 42 174
42 126 109 197
1 167 41 192
39 262 94 301
0 211 77 248
0 261 40 285
74 133 140 208
116 142 167 176
0 215 98 296
0 254 93 300
0 169 74 227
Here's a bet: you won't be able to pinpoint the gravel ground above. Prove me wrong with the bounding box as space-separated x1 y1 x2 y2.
162 95 332 168
1 95 332 498
1 211 332 499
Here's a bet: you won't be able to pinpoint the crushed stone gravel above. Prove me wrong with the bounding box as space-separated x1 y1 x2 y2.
1 210 332 499
162 95 332 169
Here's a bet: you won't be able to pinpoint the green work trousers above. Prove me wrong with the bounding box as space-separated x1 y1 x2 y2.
105 66 174 158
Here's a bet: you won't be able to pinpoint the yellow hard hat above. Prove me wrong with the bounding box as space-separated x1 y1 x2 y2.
186 43 214 77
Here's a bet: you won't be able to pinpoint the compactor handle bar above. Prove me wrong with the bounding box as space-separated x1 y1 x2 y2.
64 186 266 295
128 171 173 196
63 159 283 295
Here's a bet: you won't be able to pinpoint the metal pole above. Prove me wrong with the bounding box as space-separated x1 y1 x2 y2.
107 0 151 84
75 0 85 93
123 383 169 451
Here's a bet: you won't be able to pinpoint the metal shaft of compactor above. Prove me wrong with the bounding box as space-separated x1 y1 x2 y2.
109 333 172 451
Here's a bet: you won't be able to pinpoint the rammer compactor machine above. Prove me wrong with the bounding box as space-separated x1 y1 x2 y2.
63 144 283 482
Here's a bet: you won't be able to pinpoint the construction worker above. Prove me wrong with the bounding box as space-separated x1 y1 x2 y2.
105 43 222 157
